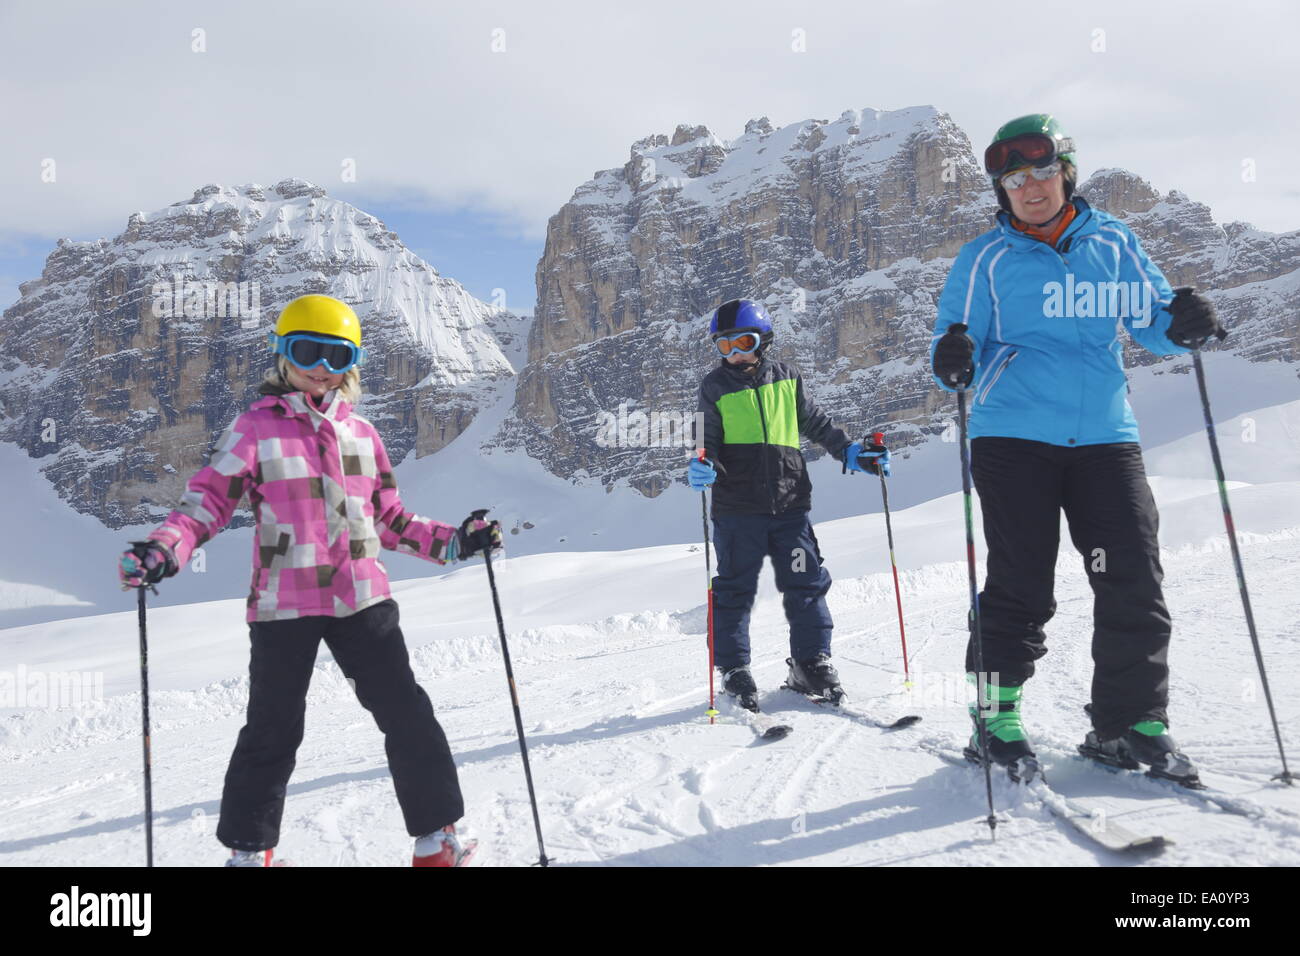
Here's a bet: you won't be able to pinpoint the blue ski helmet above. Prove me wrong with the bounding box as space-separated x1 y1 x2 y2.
710 299 774 359
710 298 772 337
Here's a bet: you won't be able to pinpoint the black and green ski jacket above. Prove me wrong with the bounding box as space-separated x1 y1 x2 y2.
697 358 851 516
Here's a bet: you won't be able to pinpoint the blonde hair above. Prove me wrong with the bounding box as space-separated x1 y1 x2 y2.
262 356 362 405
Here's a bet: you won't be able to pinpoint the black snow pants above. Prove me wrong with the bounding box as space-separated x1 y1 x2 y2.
216 599 463 850
966 437 1172 740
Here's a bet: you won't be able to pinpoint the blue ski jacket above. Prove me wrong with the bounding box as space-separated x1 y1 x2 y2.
930 197 1189 446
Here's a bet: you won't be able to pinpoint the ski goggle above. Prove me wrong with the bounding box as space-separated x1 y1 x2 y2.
713 331 762 356
999 161 1062 191
983 132 1074 179
268 332 368 373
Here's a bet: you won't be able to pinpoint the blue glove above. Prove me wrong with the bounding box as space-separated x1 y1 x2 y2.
842 442 891 477
688 457 717 490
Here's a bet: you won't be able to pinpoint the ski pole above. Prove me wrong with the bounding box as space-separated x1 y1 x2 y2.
698 449 718 725
950 325 998 837
136 584 155 867
843 437 921 725
473 510 554 865
1184 314 1294 785
870 432 912 692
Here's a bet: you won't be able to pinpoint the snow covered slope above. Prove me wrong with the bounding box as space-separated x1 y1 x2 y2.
2 398 1297 866
2 349 1293 631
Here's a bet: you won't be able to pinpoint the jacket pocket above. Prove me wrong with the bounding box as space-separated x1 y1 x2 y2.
978 350 1019 406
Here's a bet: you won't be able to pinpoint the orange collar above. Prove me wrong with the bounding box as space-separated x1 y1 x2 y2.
1012 202 1076 247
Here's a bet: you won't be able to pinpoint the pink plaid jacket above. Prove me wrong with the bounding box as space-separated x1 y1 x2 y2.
147 389 459 622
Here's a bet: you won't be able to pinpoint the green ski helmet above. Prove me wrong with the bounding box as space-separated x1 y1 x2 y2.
985 113 1077 212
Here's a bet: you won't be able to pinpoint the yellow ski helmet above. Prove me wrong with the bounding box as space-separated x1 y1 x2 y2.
273 294 362 347
269 294 368 373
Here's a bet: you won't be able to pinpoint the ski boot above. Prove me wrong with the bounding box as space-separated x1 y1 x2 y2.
784 654 844 704
719 665 760 713
413 825 478 867
1079 719 1202 788
225 848 286 867
963 680 1041 784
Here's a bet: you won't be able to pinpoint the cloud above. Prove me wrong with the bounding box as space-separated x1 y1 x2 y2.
1 0 1296 251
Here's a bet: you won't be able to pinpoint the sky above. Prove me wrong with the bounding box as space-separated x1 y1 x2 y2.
1 0 1297 314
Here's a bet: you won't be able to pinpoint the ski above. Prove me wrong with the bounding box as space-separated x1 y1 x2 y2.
1029 776 1169 855
716 697 793 740
924 742 1169 854
1061 706 1283 819
1049 744 1272 820
747 711 794 740
782 685 921 731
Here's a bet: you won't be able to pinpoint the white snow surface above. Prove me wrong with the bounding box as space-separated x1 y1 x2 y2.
2 349 1294 630
2 391 1298 866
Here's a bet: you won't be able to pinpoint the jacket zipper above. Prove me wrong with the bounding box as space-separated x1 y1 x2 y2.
978 350 1018 405
751 378 777 514
1054 240 1087 443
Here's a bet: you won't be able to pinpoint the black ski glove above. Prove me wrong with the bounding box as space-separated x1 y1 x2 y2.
457 509 503 560
118 540 179 588
933 323 976 389
1166 287 1226 348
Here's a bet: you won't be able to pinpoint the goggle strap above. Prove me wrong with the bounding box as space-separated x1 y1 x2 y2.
986 132 1068 176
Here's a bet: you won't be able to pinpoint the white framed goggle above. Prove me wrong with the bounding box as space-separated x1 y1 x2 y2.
1000 161 1062 191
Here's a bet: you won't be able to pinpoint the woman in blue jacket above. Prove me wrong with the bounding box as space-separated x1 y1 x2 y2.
930 114 1222 785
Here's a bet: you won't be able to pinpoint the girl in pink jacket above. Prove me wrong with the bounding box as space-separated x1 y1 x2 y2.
119 294 500 867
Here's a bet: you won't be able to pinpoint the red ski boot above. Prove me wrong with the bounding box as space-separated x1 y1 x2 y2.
412 825 478 867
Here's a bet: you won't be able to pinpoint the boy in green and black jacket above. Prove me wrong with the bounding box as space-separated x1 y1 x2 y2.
688 299 889 712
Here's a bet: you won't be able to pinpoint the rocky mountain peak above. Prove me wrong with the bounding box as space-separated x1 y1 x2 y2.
0 183 518 527
670 124 712 146
506 104 1298 500
1077 167 1162 216
272 178 328 200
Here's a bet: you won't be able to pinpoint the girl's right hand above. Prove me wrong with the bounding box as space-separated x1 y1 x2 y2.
456 511 503 560
118 541 178 589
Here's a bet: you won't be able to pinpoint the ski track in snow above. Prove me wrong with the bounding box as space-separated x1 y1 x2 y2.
1 526 1297 867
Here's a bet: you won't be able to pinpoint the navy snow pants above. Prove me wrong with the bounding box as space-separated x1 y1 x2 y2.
710 510 834 670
